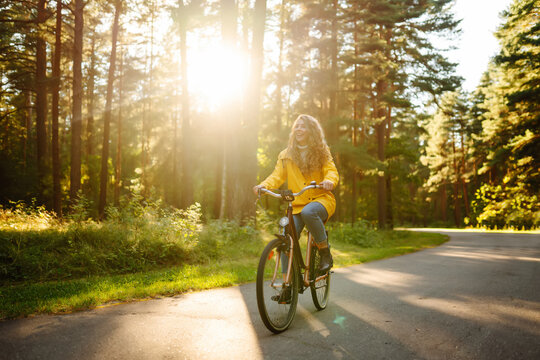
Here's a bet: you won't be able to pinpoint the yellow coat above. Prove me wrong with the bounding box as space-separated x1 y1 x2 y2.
260 149 340 218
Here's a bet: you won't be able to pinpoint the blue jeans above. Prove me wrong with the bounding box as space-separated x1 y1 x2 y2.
293 201 329 244
282 202 328 272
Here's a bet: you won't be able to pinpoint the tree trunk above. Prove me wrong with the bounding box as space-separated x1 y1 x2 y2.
275 0 286 133
460 131 470 218
375 81 388 229
329 0 338 122
172 111 179 207
51 0 62 217
98 0 121 218
141 3 157 199
24 90 32 170
240 0 266 221
351 59 358 224
220 0 239 220
383 29 394 229
86 33 96 160
329 0 341 222
36 0 48 199
462 178 469 218
114 44 124 206
214 134 224 218
70 0 84 203
452 136 461 226
178 0 194 208
453 180 460 226
386 173 393 229
376 120 387 229
385 104 393 229
440 183 447 222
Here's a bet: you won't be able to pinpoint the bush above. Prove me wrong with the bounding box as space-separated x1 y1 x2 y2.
327 221 383 247
471 183 539 229
0 200 207 284
196 220 262 261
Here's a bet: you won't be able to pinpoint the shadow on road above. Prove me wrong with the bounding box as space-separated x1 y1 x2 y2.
239 231 540 359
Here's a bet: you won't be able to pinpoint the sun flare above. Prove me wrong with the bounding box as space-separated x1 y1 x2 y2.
187 45 248 111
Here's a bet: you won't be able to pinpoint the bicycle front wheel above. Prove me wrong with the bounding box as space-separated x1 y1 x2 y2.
256 238 299 333
309 245 331 310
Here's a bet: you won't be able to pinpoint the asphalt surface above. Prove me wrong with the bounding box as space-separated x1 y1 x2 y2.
1 231 539 360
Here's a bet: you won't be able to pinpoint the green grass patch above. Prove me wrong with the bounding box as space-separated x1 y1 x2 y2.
0 260 260 319
0 203 448 319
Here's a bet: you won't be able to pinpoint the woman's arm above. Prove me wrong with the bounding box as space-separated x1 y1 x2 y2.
257 157 287 191
322 157 339 190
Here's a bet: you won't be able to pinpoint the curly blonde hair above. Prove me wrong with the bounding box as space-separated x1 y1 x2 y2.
286 114 332 175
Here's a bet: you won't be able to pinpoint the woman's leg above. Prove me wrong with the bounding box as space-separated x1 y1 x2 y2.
299 202 328 244
300 202 332 271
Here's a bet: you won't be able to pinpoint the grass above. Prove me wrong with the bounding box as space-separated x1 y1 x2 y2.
0 226 447 319
0 260 260 319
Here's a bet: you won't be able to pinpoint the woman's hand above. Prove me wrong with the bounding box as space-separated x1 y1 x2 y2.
253 185 265 195
319 180 334 191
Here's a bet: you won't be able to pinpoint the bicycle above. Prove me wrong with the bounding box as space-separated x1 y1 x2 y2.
255 182 331 333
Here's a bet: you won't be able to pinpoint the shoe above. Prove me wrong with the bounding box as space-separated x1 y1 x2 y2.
318 247 333 273
271 286 291 304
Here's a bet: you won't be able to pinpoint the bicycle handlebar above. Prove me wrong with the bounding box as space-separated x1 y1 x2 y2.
258 182 322 200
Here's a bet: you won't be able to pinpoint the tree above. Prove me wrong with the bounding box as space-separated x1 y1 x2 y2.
178 0 194 208
337 0 461 228
490 0 539 190
219 0 239 220
98 0 122 218
468 0 540 228
422 90 470 226
51 0 63 216
240 0 267 220
35 0 49 199
114 42 124 206
70 0 84 203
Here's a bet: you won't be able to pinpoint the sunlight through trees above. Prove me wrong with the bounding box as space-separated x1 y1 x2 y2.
0 0 537 229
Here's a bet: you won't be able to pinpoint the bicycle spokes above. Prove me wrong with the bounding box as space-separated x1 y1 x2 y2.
256 239 299 333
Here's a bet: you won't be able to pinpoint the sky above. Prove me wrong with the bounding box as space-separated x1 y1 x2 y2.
448 0 513 91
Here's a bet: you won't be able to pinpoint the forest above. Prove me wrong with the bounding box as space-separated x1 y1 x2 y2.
0 0 538 230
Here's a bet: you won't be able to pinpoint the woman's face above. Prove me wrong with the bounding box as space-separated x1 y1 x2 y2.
294 119 308 145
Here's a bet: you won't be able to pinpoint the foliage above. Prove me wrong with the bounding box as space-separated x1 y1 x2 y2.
0 201 59 231
327 221 382 248
0 200 208 284
196 220 261 261
471 183 539 230
460 0 540 229
421 90 471 226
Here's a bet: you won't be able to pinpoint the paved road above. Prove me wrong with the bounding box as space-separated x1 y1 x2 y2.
1 231 539 360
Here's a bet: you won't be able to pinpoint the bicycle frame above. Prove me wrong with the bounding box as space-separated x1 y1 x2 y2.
268 191 329 293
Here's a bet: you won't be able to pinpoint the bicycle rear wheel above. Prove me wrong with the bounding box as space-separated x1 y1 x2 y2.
256 238 299 333
309 245 330 310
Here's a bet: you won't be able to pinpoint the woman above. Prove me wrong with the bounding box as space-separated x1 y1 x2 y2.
253 114 339 273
